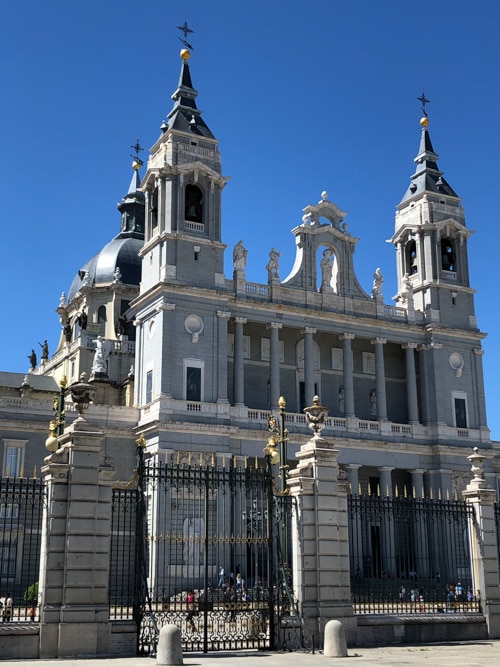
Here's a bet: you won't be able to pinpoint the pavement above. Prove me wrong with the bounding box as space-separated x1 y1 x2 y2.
4 642 500 667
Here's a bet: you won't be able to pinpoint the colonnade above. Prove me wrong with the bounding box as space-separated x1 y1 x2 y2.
231 318 419 422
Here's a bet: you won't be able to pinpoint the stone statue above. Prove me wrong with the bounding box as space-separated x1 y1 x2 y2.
266 248 281 280
401 273 414 307
338 386 345 413
113 266 122 283
115 314 128 337
63 322 72 342
76 309 88 330
369 389 377 418
92 336 112 374
233 240 248 271
38 340 49 360
371 267 384 301
320 249 333 288
28 349 37 370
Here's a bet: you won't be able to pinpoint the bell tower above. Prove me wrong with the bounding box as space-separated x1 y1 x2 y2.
140 47 229 294
391 104 476 329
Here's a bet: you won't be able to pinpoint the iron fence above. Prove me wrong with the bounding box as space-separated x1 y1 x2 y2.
348 493 481 615
0 476 45 622
109 485 137 619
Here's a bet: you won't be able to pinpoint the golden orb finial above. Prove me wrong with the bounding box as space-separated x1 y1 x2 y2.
132 160 141 171
180 48 191 61
420 116 430 128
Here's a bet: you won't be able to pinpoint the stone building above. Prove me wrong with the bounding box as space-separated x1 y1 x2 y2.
0 46 497 500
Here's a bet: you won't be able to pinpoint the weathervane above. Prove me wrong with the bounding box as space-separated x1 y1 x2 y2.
417 92 431 117
130 139 144 169
177 21 194 50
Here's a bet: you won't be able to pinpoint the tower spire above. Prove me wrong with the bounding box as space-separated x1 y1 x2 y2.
399 105 458 205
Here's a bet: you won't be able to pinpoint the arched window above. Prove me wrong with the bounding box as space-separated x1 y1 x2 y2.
98 305 107 336
185 184 203 224
405 240 418 275
150 186 158 230
441 237 456 272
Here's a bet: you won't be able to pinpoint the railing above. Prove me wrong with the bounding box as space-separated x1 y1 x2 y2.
245 282 270 297
0 477 45 622
348 493 481 615
184 220 205 232
383 305 407 319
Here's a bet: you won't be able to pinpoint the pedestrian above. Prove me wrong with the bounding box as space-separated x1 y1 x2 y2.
218 565 225 588
1 592 13 622
186 589 197 631
28 604 36 622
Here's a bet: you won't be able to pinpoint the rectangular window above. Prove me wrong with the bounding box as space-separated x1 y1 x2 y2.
454 398 467 428
2 441 26 477
362 352 375 374
0 504 19 519
0 541 17 577
145 370 153 404
331 348 343 370
186 367 202 402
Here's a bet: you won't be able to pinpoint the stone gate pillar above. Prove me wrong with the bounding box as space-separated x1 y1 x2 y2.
38 415 115 658
287 428 355 647
463 447 500 639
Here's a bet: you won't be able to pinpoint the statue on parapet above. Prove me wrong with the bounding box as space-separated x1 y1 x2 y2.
233 240 248 271
92 336 112 375
266 248 281 281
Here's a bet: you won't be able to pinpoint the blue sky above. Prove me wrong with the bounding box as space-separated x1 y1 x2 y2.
1 1 500 437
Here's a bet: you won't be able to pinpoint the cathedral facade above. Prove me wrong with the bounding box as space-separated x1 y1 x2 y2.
0 47 496 499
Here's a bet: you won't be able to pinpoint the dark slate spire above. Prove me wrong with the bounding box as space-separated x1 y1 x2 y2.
399 117 459 204
163 50 215 139
117 162 145 238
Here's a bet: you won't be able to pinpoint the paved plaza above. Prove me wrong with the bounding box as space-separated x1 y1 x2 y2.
4 642 500 667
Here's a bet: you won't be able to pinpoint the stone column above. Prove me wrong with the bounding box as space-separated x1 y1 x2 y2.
345 464 361 495
304 327 316 406
340 334 355 418
410 468 425 498
463 448 500 638
233 317 247 406
216 311 231 404
288 431 356 647
372 338 388 421
39 418 115 658
379 466 393 497
268 322 282 408
132 317 142 406
402 343 419 424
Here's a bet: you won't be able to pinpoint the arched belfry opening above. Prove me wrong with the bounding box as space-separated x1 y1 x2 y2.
441 237 456 272
405 240 418 275
185 184 203 224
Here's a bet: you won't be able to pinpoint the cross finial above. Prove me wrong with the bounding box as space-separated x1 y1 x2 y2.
177 21 194 50
417 92 431 117
130 140 144 168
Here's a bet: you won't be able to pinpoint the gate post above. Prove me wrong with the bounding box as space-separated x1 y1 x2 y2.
287 430 355 647
463 447 500 639
38 414 115 657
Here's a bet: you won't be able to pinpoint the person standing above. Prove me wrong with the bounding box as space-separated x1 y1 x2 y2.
1 592 13 622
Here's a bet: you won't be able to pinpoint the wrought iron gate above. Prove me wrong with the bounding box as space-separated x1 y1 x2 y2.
110 443 312 655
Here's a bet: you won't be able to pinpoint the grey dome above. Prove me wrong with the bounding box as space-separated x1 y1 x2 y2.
68 234 143 302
